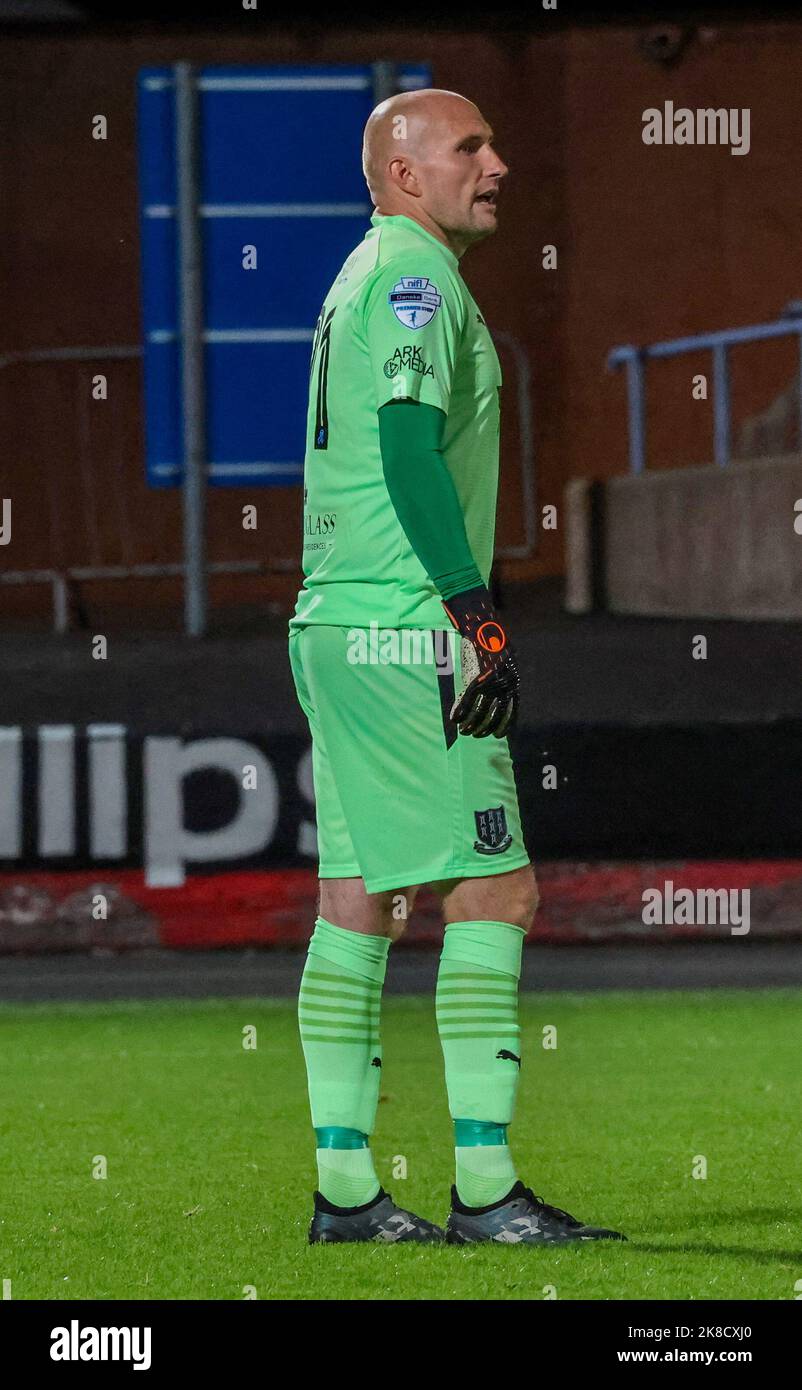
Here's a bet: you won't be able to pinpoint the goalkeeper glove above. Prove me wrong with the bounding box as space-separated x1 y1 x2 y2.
442 585 520 738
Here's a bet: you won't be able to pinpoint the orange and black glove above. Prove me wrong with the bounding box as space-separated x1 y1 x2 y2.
442 586 520 738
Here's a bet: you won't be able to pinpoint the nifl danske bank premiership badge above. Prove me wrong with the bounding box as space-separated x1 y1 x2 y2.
388 276 442 330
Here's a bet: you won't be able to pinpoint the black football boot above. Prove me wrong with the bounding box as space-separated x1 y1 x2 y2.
446 1180 627 1245
309 1187 446 1244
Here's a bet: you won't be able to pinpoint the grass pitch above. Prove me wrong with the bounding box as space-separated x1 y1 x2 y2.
1 986 800 1301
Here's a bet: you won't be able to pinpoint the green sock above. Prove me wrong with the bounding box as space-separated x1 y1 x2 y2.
299 917 390 1208
314 1126 380 1208
436 920 526 1208
454 1119 518 1207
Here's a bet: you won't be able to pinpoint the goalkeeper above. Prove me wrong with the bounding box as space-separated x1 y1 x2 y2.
289 87 624 1247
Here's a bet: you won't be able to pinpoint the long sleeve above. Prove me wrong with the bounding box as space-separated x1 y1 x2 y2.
378 399 484 599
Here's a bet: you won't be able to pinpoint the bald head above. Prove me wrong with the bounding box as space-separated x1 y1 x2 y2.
363 89 477 199
361 88 508 258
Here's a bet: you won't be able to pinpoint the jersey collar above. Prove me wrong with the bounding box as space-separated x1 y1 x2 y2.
369 212 459 268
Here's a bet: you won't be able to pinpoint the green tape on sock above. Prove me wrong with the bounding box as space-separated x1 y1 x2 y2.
315 1126 368 1150
454 1119 508 1147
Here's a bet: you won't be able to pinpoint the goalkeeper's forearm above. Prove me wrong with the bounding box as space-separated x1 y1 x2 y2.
377 398 485 603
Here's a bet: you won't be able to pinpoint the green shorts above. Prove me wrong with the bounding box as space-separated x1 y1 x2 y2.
288 625 530 893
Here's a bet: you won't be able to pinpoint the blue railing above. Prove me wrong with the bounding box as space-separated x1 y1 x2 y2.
608 301 802 474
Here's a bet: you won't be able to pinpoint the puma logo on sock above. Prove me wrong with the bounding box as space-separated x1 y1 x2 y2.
371 1057 382 1068
496 1049 521 1068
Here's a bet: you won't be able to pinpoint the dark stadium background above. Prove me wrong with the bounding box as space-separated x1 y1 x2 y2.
4 0 802 1338
1 0 801 977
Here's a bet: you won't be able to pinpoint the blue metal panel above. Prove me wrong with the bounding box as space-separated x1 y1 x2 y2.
202 214 370 328
137 64 431 487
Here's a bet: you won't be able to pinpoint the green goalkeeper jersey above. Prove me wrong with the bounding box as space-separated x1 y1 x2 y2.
290 212 502 631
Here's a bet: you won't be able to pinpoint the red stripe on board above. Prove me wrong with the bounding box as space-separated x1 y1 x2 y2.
0 862 801 950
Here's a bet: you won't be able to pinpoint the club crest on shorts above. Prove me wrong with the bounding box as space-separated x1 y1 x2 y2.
387 276 442 329
473 805 512 855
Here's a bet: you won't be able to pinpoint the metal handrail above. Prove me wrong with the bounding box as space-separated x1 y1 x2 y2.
1 332 538 625
0 345 292 631
0 561 275 634
608 301 802 474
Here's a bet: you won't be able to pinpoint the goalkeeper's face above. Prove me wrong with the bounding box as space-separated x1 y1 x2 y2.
416 104 508 249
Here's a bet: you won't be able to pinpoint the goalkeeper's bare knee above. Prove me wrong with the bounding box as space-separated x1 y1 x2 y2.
441 863 539 934
318 877 422 939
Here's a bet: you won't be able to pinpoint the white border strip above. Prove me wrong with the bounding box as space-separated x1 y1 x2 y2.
144 202 370 218
143 73 428 93
152 462 303 478
147 329 314 344
143 75 371 92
